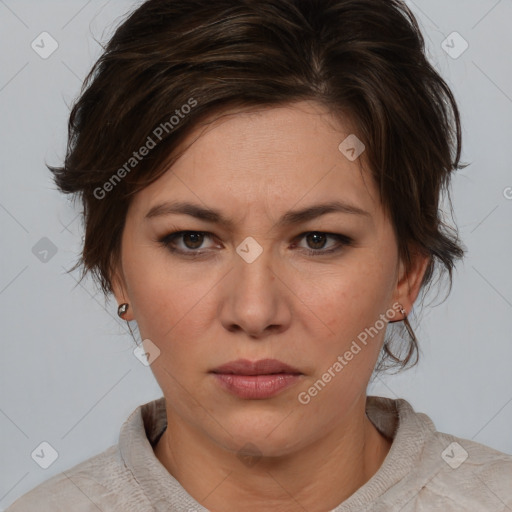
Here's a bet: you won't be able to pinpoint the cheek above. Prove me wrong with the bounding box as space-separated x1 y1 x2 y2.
127 272 205 342
122 244 220 354
293 248 396 339
121 240 174 333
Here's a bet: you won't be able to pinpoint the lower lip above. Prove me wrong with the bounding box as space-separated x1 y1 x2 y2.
212 373 302 399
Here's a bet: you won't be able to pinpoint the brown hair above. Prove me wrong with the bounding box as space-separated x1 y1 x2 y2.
51 0 465 371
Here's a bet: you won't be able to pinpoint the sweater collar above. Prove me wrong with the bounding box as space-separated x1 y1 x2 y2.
119 395 437 511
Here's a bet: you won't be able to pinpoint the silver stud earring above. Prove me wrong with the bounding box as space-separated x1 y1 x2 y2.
118 303 129 318
398 304 416 343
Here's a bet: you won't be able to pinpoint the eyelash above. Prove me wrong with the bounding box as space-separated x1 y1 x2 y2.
158 230 353 257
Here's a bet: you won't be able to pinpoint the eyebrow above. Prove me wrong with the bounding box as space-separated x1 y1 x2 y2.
145 200 371 228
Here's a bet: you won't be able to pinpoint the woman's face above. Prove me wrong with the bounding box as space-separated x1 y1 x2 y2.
113 100 425 456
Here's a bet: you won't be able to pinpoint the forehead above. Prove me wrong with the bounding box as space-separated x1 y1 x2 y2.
128 101 381 223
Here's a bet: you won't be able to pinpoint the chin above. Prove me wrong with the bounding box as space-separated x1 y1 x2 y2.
209 413 308 459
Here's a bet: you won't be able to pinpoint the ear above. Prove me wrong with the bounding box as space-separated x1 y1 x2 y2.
392 245 431 318
111 265 135 321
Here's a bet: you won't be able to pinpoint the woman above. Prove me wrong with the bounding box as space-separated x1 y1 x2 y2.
7 0 512 510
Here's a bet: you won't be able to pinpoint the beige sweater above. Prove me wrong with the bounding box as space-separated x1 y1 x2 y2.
6 396 512 511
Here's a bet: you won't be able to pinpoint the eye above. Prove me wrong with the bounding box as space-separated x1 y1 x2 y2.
159 231 217 255
158 230 353 257
293 232 353 256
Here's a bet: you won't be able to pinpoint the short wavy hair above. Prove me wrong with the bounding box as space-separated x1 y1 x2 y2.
51 0 466 371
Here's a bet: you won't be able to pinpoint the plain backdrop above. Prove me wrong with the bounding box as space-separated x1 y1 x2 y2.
1 0 511 509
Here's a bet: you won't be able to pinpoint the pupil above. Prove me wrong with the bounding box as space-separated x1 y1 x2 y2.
307 232 326 249
184 232 203 249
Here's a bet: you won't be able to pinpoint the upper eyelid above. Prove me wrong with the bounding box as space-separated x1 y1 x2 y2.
162 230 346 240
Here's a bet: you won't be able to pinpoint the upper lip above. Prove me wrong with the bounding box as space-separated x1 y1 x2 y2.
211 358 302 375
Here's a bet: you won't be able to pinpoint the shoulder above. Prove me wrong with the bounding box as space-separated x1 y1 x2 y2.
5 445 151 512
394 399 512 511
419 430 512 510
365 397 512 511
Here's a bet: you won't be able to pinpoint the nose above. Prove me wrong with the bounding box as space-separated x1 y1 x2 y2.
219 245 292 339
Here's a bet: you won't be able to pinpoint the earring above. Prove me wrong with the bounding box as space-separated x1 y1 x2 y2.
118 303 129 318
398 304 417 343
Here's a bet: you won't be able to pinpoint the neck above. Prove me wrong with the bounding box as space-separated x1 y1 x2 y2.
153 395 392 512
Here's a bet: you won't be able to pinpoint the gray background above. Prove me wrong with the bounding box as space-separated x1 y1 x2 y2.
1 0 511 509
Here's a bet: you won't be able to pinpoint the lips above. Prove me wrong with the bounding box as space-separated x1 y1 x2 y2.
210 358 302 376
210 359 304 399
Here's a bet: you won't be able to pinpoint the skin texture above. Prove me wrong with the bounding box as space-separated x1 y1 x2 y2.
112 100 429 511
